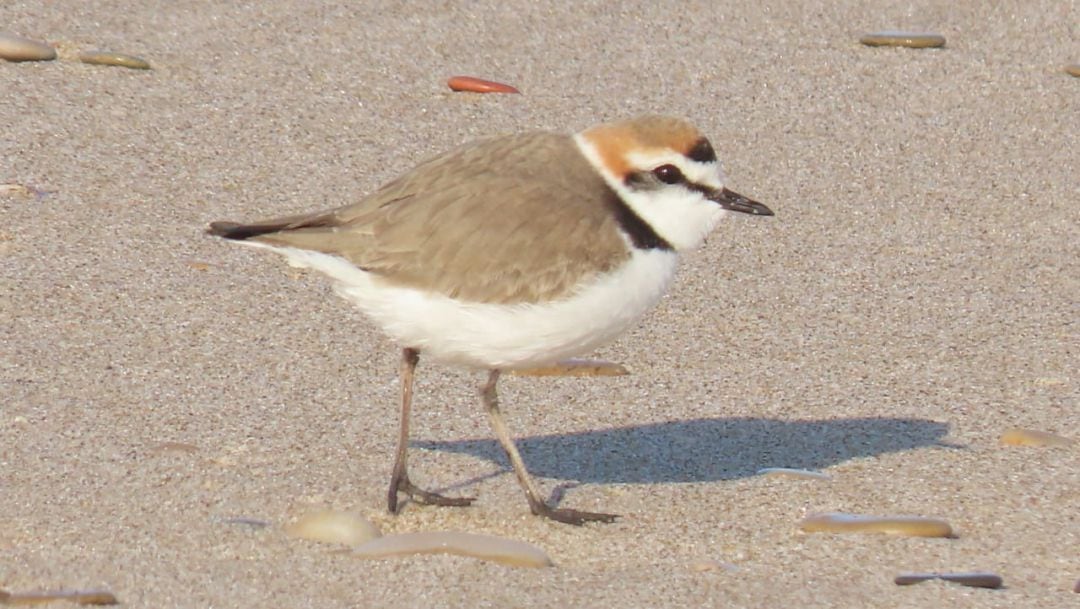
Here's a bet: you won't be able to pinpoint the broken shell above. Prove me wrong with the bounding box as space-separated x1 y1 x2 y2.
0 32 56 62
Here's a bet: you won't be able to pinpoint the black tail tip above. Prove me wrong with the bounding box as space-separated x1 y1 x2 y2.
206 221 265 240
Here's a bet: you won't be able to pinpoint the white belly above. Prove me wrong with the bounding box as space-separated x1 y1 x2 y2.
249 244 679 369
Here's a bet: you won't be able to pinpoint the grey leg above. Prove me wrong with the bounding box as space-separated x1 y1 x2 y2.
481 370 617 525
387 348 474 513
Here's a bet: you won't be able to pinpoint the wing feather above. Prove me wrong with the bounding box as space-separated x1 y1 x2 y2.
213 132 631 304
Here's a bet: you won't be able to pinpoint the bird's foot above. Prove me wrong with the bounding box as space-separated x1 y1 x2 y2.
390 476 475 512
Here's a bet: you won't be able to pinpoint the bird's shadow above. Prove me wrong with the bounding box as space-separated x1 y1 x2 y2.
414 416 953 484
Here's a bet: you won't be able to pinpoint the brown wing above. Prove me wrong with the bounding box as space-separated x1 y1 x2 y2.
208 132 631 304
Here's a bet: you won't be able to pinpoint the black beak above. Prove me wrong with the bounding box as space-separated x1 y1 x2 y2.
709 187 773 216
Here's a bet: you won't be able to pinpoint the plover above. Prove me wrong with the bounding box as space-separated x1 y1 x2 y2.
207 115 773 525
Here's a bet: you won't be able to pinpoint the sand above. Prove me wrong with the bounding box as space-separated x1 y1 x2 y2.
2 1 1077 607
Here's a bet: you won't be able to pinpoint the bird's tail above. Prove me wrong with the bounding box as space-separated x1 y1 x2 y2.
206 209 339 241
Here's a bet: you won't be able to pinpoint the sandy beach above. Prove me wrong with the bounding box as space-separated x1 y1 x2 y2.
2 1 1077 607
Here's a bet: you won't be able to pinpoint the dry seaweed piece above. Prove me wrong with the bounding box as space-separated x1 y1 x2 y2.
895 572 1003 589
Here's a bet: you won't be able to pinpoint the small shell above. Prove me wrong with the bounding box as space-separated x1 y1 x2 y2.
285 509 382 546
447 75 520 94
353 531 552 568
859 31 946 48
78 50 151 70
1064 64 1080 78
0 32 56 62
799 512 954 537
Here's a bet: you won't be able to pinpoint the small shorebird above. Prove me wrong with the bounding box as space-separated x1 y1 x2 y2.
207 116 773 525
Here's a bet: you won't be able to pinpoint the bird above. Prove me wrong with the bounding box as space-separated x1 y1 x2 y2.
206 115 773 525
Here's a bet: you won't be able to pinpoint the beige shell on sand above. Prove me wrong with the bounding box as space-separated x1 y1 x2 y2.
353 531 553 568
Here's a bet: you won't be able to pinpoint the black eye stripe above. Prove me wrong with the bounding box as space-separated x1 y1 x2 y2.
684 181 713 196
623 170 715 197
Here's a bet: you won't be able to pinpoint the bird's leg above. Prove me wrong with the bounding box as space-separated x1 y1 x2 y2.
481 370 618 525
387 348 474 513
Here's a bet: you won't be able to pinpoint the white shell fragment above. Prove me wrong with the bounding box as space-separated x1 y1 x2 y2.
352 531 553 568
757 467 832 481
0 32 56 62
284 509 382 546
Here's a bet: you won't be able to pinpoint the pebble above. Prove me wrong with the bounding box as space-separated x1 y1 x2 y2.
511 359 629 377
352 531 552 568
799 512 954 537
285 509 381 546
0 32 56 62
1065 64 1080 77
1000 427 1073 447
894 571 1003 589
78 50 151 70
447 76 520 94
859 31 946 48
0 588 119 605
757 467 832 481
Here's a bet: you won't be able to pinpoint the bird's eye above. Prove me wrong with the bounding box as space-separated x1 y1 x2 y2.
652 164 684 185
